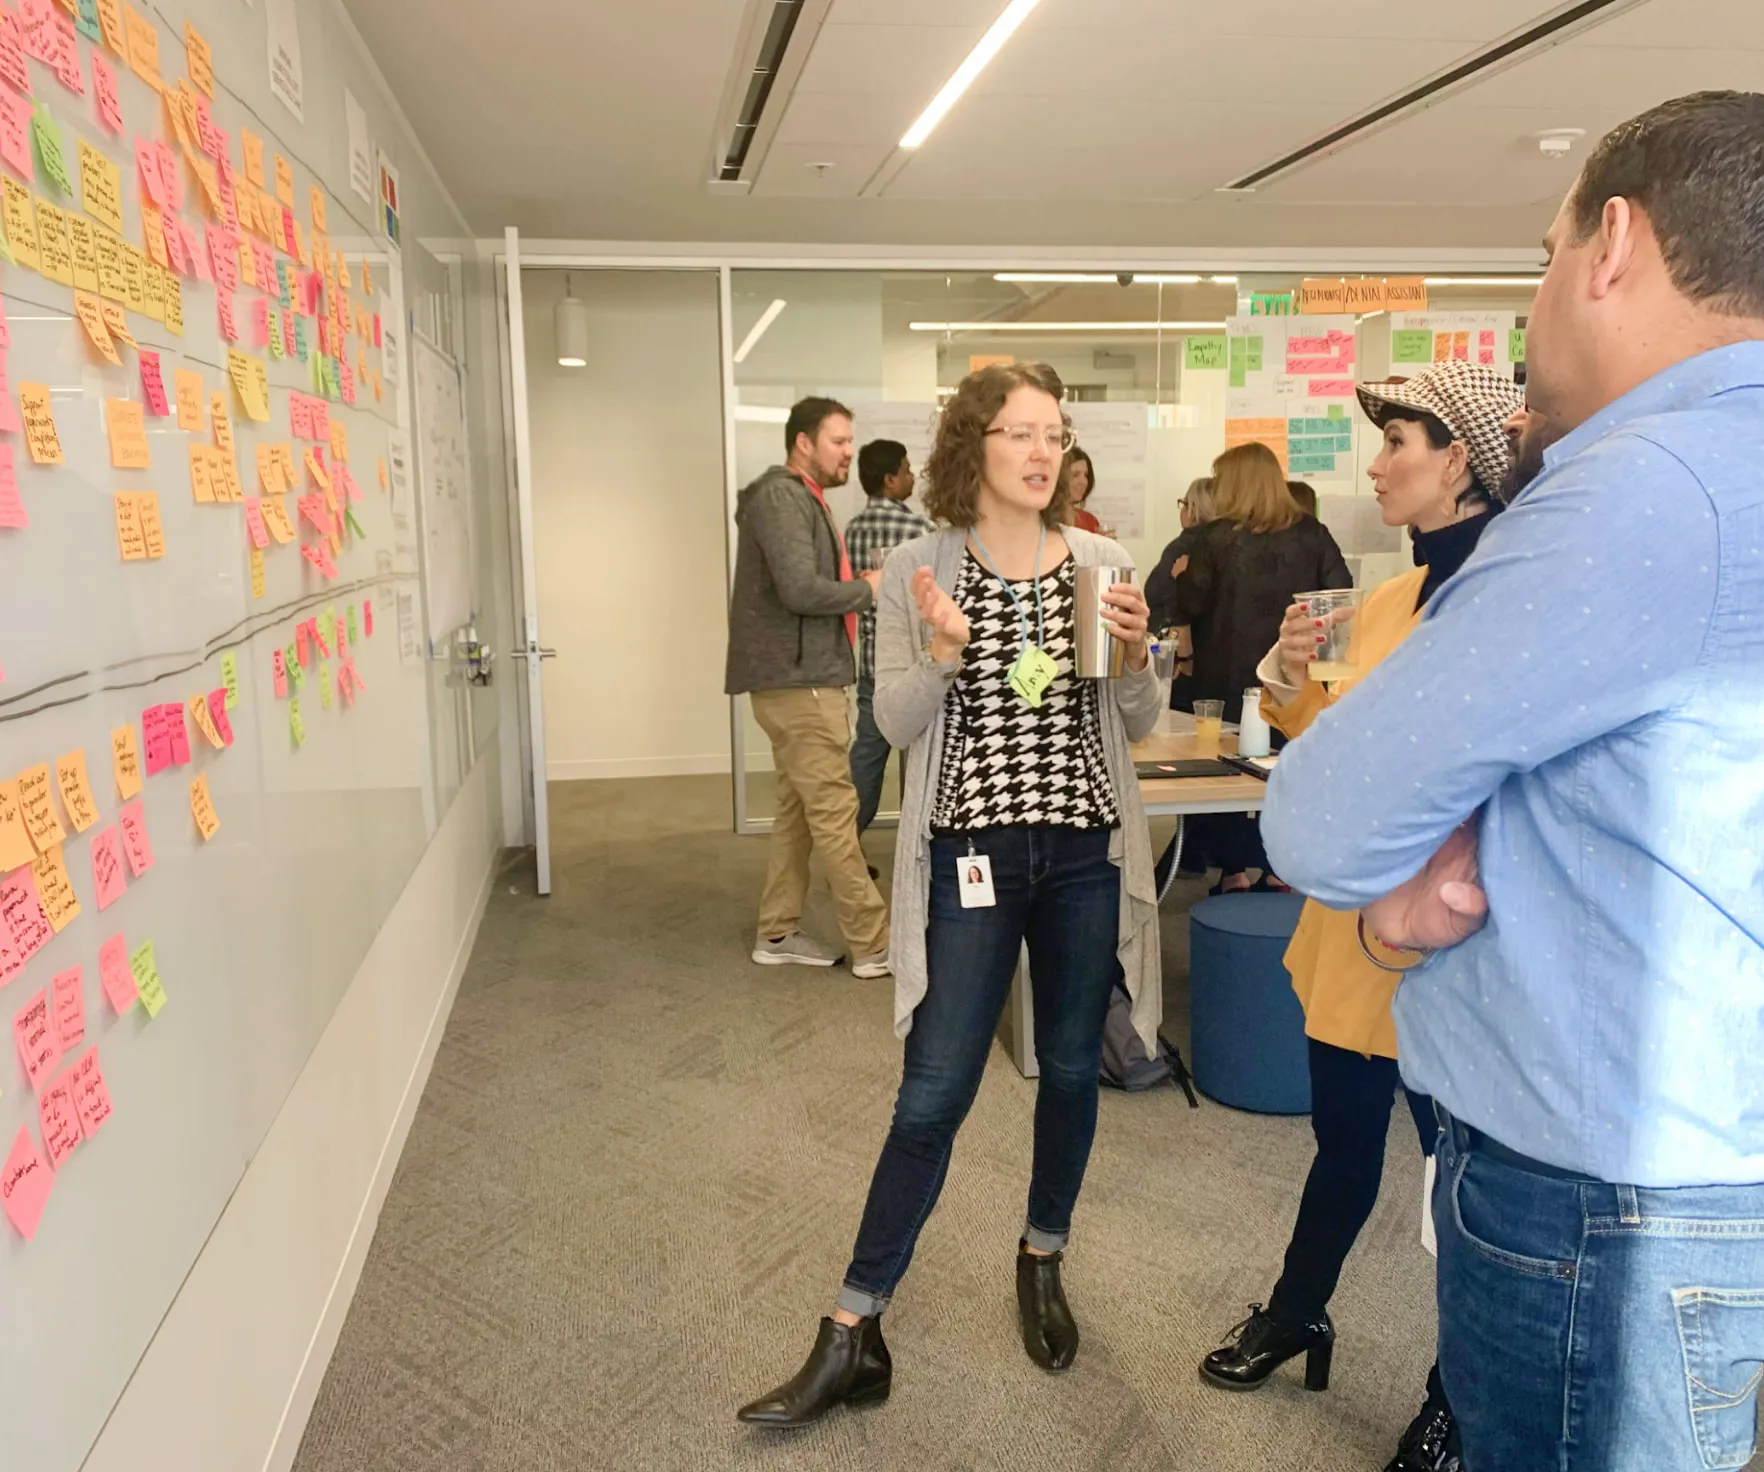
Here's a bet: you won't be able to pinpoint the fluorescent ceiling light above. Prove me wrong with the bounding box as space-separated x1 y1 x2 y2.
910 320 1227 332
733 404 791 424
1423 276 1544 286
901 0 1041 149
991 272 1214 285
1210 275 1239 284
732 299 788 364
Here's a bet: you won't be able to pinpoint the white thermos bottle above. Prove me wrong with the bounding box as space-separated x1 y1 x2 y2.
1238 687 1272 759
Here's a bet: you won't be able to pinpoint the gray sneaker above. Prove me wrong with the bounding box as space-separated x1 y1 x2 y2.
752 932 843 968
851 950 891 980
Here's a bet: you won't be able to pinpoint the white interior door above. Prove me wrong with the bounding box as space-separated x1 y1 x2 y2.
501 226 554 895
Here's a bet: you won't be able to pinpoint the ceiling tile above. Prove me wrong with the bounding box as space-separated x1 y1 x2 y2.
795 24 986 94
751 142 896 197
1032 0 1568 40
773 90 925 148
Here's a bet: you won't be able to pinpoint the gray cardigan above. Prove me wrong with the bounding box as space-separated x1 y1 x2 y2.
874 526 1165 1052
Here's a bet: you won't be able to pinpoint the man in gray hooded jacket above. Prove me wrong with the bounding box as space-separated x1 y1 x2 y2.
726 397 891 978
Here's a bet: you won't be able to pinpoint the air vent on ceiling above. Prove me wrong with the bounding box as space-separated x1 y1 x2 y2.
1219 0 1645 193
713 0 812 186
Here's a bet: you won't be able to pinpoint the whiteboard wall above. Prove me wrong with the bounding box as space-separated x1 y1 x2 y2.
0 2 491 1468
412 328 473 637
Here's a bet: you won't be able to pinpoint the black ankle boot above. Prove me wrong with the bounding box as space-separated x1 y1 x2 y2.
736 1316 891 1428
1016 1241 1079 1372
1199 1303 1334 1392
1385 1384 1462 1471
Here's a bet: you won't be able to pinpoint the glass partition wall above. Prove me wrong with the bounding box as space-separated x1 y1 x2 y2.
726 266 1539 832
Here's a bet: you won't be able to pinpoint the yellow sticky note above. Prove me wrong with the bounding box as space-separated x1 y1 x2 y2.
274 153 294 208
54 750 99 834
32 847 79 932
114 491 146 559
137 490 165 557
340 257 354 293
218 448 243 503
174 369 203 430
261 492 294 543
74 291 122 365
67 213 98 290
123 3 160 87
19 383 63 465
142 260 165 323
249 544 265 598
189 772 220 839
99 299 136 349
163 270 183 336
329 421 348 463
187 442 216 503
362 258 374 295
273 443 296 487
106 398 150 469
35 200 72 285
1 178 38 270
96 0 124 54
255 443 280 494
242 129 264 188
78 140 124 234
111 724 142 800
184 21 212 97
188 692 223 749
17 764 67 855
227 348 270 422
121 242 145 311
304 445 332 492
0 780 33 870
319 661 332 709
378 456 388 489
210 392 234 454
95 228 126 301
309 185 326 232
141 196 169 268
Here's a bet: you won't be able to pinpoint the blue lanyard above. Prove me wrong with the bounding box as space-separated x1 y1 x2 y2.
969 525 1046 655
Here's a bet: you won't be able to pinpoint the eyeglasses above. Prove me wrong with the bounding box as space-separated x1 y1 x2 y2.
984 424 1077 453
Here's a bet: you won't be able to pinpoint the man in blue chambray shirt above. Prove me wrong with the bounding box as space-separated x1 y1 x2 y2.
1263 93 1764 1472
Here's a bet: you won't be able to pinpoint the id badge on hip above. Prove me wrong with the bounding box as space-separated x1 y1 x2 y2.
958 850 996 908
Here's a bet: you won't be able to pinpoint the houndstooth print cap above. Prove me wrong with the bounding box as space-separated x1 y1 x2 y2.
1356 361 1526 495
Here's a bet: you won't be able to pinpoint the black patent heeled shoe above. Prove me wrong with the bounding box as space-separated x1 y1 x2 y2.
1199 1303 1334 1392
1017 1242 1080 1371
736 1316 892 1428
1385 1384 1462 1471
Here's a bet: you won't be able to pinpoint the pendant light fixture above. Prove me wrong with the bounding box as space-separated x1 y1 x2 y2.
555 273 589 367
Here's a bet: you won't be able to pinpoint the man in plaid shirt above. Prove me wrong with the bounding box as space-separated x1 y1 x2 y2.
843 439 934 835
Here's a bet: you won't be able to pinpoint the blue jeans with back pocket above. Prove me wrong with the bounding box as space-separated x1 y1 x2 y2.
1433 1108 1764 1471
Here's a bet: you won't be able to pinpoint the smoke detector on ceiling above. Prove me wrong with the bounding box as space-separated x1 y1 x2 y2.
1535 128 1587 158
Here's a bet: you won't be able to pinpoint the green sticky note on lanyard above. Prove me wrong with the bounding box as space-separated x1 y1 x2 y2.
1007 645 1058 708
32 107 71 194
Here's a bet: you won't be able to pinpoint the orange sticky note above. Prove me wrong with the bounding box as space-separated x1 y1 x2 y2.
111 725 142 800
304 446 332 492
188 693 223 749
174 369 203 430
123 3 160 87
261 492 294 543
242 128 264 187
249 543 265 598
187 443 216 504
96 0 124 53
53 751 98 834
183 21 212 97
329 421 348 463
114 491 147 560
106 398 150 469
17 765 67 855
31 847 79 933
378 456 388 489
74 291 122 365
189 773 219 840
309 184 326 232
274 153 293 208
0 780 34 871
137 491 165 557
210 392 234 454
19 384 62 465
99 299 137 350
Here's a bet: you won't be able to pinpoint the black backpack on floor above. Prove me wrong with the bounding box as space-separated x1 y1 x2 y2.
1099 983 1198 1105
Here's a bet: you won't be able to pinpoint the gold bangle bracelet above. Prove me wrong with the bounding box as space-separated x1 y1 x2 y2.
1356 913 1428 973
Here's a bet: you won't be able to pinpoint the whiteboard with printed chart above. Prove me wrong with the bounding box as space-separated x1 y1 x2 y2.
0 2 479 1467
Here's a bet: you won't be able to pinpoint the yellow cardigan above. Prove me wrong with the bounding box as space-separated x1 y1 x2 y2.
1264 567 1428 1060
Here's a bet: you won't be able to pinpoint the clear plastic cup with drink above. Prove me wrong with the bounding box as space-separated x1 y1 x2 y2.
1193 699 1225 755
1296 588 1363 681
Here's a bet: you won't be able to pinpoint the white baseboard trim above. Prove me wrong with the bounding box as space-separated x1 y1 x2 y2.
546 754 734 780
81 736 505 1472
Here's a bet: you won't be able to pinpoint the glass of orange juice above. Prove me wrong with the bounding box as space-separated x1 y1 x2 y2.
1297 588 1363 681
1193 699 1224 756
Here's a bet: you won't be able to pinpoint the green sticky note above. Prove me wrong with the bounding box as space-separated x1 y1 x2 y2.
268 310 284 358
1246 339 1264 371
320 661 332 709
347 605 360 644
1392 328 1433 364
1508 327 1526 362
295 316 310 360
1184 334 1227 371
289 697 305 746
220 651 239 710
74 0 100 41
288 646 305 690
33 107 70 194
345 507 366 540
130 941 167 1019
1327 404 1345 419
1229 360 1247 389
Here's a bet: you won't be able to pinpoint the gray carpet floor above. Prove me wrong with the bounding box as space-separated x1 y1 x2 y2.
294 776 1447 1472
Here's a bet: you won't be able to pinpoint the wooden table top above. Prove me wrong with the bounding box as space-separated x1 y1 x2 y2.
1133 726 1270 815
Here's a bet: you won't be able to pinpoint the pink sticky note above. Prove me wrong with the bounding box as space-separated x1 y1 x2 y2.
180 220 209 284
98 934 136 1013
271 647 288 699
47 10 79 94
0 930 20 993
162 212 187 274
133 136 166 207
301 543 339 579
91 50 122 132
364 600 373 637
39 1071 81 1166
338 666 354 705
1308 379 1358 399
0 87 30 182
217 289 239 343
118 799 153 877
244 497 270 549
297 494 329 535
345 656 365 692
69 1049 112 1136
206 224 238 293
163 703 191 766
288 393 309 438
0 12 27 94
334 616 346 654
295 624 311 666
0 303 15 351
141 704 170 776
373 315 383 349
89 827 127 911
311 400 329 442
0 364 19 436
249 296 269 347
50 966 82 1052
0 444 25 529
337 465 360 504
340 361 356 406
1 1125 53 1240
14 989 58 1091
140 351 169 415
207 688 234 746
253 239 276 289
2 871 52 964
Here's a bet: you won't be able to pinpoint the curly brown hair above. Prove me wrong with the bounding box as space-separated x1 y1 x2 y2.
921 362 1072 528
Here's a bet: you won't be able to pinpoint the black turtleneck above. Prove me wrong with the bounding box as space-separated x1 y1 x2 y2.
1411 509 1498 611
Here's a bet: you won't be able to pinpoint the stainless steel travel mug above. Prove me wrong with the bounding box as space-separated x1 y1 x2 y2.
1075 566 1133 678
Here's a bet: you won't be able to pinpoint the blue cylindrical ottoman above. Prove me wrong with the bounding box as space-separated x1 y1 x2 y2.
1188 893 1311 1114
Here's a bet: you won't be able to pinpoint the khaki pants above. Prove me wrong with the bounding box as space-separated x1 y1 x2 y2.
751 687 890 958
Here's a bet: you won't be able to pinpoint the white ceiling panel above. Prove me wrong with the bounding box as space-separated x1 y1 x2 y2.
1578 0 1764 47
826 0 1014 24
750 142 897 197
1465 41 1764 111
1030 0 1573 41
794 23 985 95
773 91 926 148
